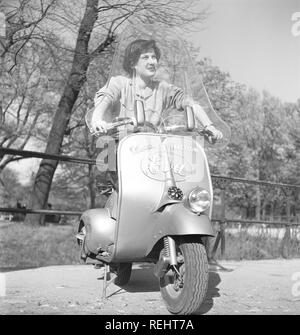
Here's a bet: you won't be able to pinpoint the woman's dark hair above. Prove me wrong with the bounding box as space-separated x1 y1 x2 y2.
122 39 161 76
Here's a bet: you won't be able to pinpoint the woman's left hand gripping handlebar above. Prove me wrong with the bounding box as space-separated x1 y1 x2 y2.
204 124 223 143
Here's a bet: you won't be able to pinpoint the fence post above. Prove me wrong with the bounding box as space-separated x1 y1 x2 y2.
211 177 228 260
280 187 293 259
220 184 227 259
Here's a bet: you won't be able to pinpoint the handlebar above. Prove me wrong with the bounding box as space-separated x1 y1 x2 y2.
107 118 135 131
90 117 135 136
163 124 217 143
90 118 218 144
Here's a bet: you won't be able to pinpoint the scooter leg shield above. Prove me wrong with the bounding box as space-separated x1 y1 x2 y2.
147 203 215 255
163 203 215 236
80 208 115 256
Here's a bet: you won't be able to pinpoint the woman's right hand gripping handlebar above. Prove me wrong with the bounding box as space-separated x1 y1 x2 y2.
91 118 109 134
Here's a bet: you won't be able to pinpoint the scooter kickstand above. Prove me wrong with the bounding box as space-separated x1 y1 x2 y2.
101 264 117 299
102 264 110 299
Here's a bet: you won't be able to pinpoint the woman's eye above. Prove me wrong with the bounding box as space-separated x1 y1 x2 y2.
141 54 157 60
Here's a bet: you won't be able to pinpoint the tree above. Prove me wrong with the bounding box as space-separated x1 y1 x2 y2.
197 57 246 174
0 1 66 172
48 47 112 210
0 167 30 207
0 44 59 171
0 0 57 63
197 58 300 221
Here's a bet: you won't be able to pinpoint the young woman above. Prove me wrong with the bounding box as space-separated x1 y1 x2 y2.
91 39 223 140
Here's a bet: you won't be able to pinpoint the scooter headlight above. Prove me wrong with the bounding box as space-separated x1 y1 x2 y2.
187 187 211 213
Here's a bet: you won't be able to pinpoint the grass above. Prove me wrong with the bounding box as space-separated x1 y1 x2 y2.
1 220 300 269
211 227 300 260
0 219 81 269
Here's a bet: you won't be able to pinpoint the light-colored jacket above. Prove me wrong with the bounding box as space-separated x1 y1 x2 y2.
94 75 188 125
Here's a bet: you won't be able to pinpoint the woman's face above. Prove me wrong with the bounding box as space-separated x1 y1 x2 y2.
134 48 158 79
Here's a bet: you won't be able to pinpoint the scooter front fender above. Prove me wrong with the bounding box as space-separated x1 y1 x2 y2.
147 203 215 255
80 208 115 256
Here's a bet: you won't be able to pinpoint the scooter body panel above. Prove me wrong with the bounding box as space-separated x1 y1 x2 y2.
80 208 115 258
111 133 214 261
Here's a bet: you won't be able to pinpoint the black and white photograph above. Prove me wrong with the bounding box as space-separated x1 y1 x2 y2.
0 0 299 319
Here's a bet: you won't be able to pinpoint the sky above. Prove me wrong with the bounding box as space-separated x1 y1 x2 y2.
186 0 300 103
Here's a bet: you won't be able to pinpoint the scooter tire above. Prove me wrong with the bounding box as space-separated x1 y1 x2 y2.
159 240 208 315
110 262 132 286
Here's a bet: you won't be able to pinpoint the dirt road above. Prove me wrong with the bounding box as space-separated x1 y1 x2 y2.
1 259 300 315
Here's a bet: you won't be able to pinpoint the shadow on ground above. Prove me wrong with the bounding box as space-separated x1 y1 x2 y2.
119 264 160 293
108 263 223 314
195 270 221 314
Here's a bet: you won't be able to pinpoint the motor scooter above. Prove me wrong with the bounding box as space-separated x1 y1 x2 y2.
77 102 219 315
76 22 231 314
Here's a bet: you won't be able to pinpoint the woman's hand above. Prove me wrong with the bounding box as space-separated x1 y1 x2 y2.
91 119 109 134
205 124 223 141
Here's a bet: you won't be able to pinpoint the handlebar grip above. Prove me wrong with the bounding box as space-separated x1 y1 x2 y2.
134 100 146 126
164 125 187 132
106 119 134 131
90 118 134 136
185 106 195 131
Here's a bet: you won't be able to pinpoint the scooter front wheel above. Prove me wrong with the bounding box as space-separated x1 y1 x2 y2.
159 240 208 315
110 263 132 286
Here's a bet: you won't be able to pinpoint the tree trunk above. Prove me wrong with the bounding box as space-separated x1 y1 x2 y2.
255 185 261 221
88 164 96 208
25 0 99 225
261 199 267 220
270 201 274 221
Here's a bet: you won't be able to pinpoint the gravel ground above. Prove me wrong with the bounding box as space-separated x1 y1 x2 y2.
1 259 300 315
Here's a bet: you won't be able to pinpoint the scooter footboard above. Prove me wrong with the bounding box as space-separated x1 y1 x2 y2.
80 208 115 256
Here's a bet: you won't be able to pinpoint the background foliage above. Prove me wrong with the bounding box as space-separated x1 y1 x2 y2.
0 0 299 222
